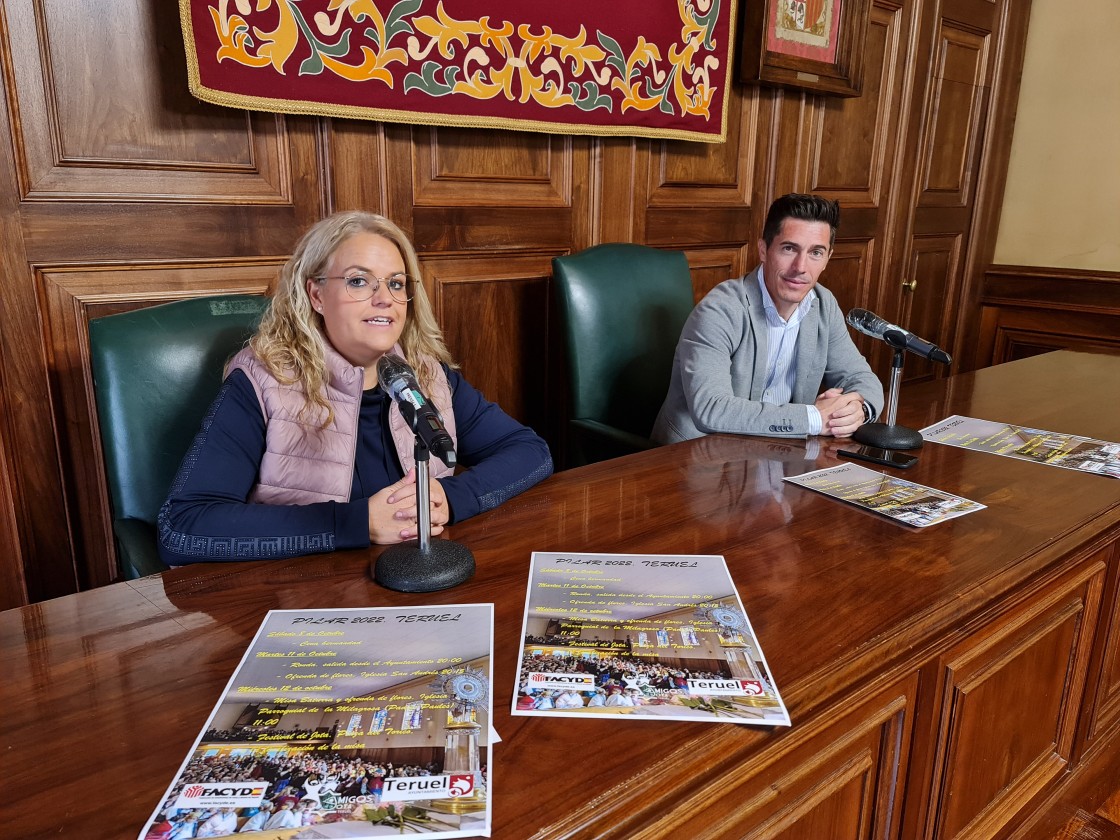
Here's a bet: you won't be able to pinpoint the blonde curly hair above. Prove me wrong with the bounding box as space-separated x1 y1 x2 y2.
250 211 455 427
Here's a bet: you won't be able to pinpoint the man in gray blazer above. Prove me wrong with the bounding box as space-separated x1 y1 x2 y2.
652 194 883 443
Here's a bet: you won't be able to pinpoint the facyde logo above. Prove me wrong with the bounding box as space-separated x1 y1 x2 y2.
174 782 268 809
526 672 594 689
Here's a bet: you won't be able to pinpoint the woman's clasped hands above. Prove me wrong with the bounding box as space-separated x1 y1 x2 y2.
367 467 449 544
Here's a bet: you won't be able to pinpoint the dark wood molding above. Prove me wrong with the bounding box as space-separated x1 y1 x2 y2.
983 265 1120 313
979 265 1120 366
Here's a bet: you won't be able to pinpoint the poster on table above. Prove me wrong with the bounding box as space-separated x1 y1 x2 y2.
139 605 493 839
783 463 985 527
512 552 790 726
921 415 1120 479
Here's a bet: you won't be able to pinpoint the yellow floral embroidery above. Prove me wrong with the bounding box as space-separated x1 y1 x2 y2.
203 0 723 123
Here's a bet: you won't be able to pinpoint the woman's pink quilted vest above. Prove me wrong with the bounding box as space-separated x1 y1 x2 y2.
228 342 456 504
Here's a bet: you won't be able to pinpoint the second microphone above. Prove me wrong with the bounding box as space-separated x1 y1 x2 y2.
377 353 457 468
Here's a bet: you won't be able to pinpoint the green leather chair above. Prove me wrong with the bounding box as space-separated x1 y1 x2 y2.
88 294 269 579
551 244 695 468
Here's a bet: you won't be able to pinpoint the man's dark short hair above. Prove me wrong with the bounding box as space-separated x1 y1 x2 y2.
761 193 840 248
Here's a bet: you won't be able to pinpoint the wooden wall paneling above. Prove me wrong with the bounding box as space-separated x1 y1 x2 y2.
0 378 28 608
595 136 642 245
822 239 878 362
988 314 1120 366
0 0 323 600
1 8 77 603
411 126 572 207
423 254 558 443
4 0 293 203
683 246 753 302
1078 541 1120 760
924 559 1105 839
325 118 388 215
39 262 281 590
810 1 909 209
403 125 586 253
1 4 31 608
978 267 1120 366
769 88 819 200
644 84 760 248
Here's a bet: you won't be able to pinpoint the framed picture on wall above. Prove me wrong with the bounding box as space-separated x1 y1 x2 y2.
740 0 871 97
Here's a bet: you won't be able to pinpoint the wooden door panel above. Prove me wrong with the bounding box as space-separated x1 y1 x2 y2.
900 234 960 383
918 25 990 205
927 562 1105 839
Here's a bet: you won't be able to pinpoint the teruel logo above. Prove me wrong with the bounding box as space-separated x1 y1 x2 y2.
526 672 594 689
739 680 764 696
381 774 475 803
687 678 766 697
174 782 269 809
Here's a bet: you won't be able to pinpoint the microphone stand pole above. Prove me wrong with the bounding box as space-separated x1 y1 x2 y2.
852 344 924 451
373 436 476 593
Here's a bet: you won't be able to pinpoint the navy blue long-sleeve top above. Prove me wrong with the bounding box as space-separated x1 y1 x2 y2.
157 366 553 564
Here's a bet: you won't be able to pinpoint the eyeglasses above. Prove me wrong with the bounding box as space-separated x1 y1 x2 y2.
315 273 414 303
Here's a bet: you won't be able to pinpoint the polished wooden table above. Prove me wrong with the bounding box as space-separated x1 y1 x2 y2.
5 351 1120 840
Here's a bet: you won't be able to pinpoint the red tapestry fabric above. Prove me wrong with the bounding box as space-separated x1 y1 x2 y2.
180 0 737 143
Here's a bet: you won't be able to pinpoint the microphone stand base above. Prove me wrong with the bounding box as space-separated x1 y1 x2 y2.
373 539 476 592
853 422 924 451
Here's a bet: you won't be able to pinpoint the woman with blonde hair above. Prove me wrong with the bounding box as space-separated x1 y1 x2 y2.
158 211 552 563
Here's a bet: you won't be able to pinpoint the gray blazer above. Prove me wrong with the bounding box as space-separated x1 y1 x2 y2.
651 269 884 442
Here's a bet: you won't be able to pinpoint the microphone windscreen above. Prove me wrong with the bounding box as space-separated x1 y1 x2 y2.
377 352 413 386
846 308 870 328
846 308 890 338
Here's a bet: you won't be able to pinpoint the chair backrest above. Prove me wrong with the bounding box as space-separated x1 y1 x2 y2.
552 243 694 437
88 295 269 530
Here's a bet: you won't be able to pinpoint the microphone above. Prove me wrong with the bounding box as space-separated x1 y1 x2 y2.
377 353 456 468
846 308 951 365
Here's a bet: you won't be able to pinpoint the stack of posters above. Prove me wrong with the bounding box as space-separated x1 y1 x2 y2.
139 605 494 839
783 463 985 527
512 552 790 726
921 415 1120 479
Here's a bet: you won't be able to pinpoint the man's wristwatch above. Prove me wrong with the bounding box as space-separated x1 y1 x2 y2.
862 402 874 423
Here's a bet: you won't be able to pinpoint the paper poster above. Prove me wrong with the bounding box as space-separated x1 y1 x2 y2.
512 552 790 726
783 463 985 526
139 606 493 839
921 415 1120 479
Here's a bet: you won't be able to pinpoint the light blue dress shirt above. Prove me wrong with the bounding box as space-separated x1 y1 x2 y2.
756 269 823 434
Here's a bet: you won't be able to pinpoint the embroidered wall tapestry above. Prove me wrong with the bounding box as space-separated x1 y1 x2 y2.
180 0 736 143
